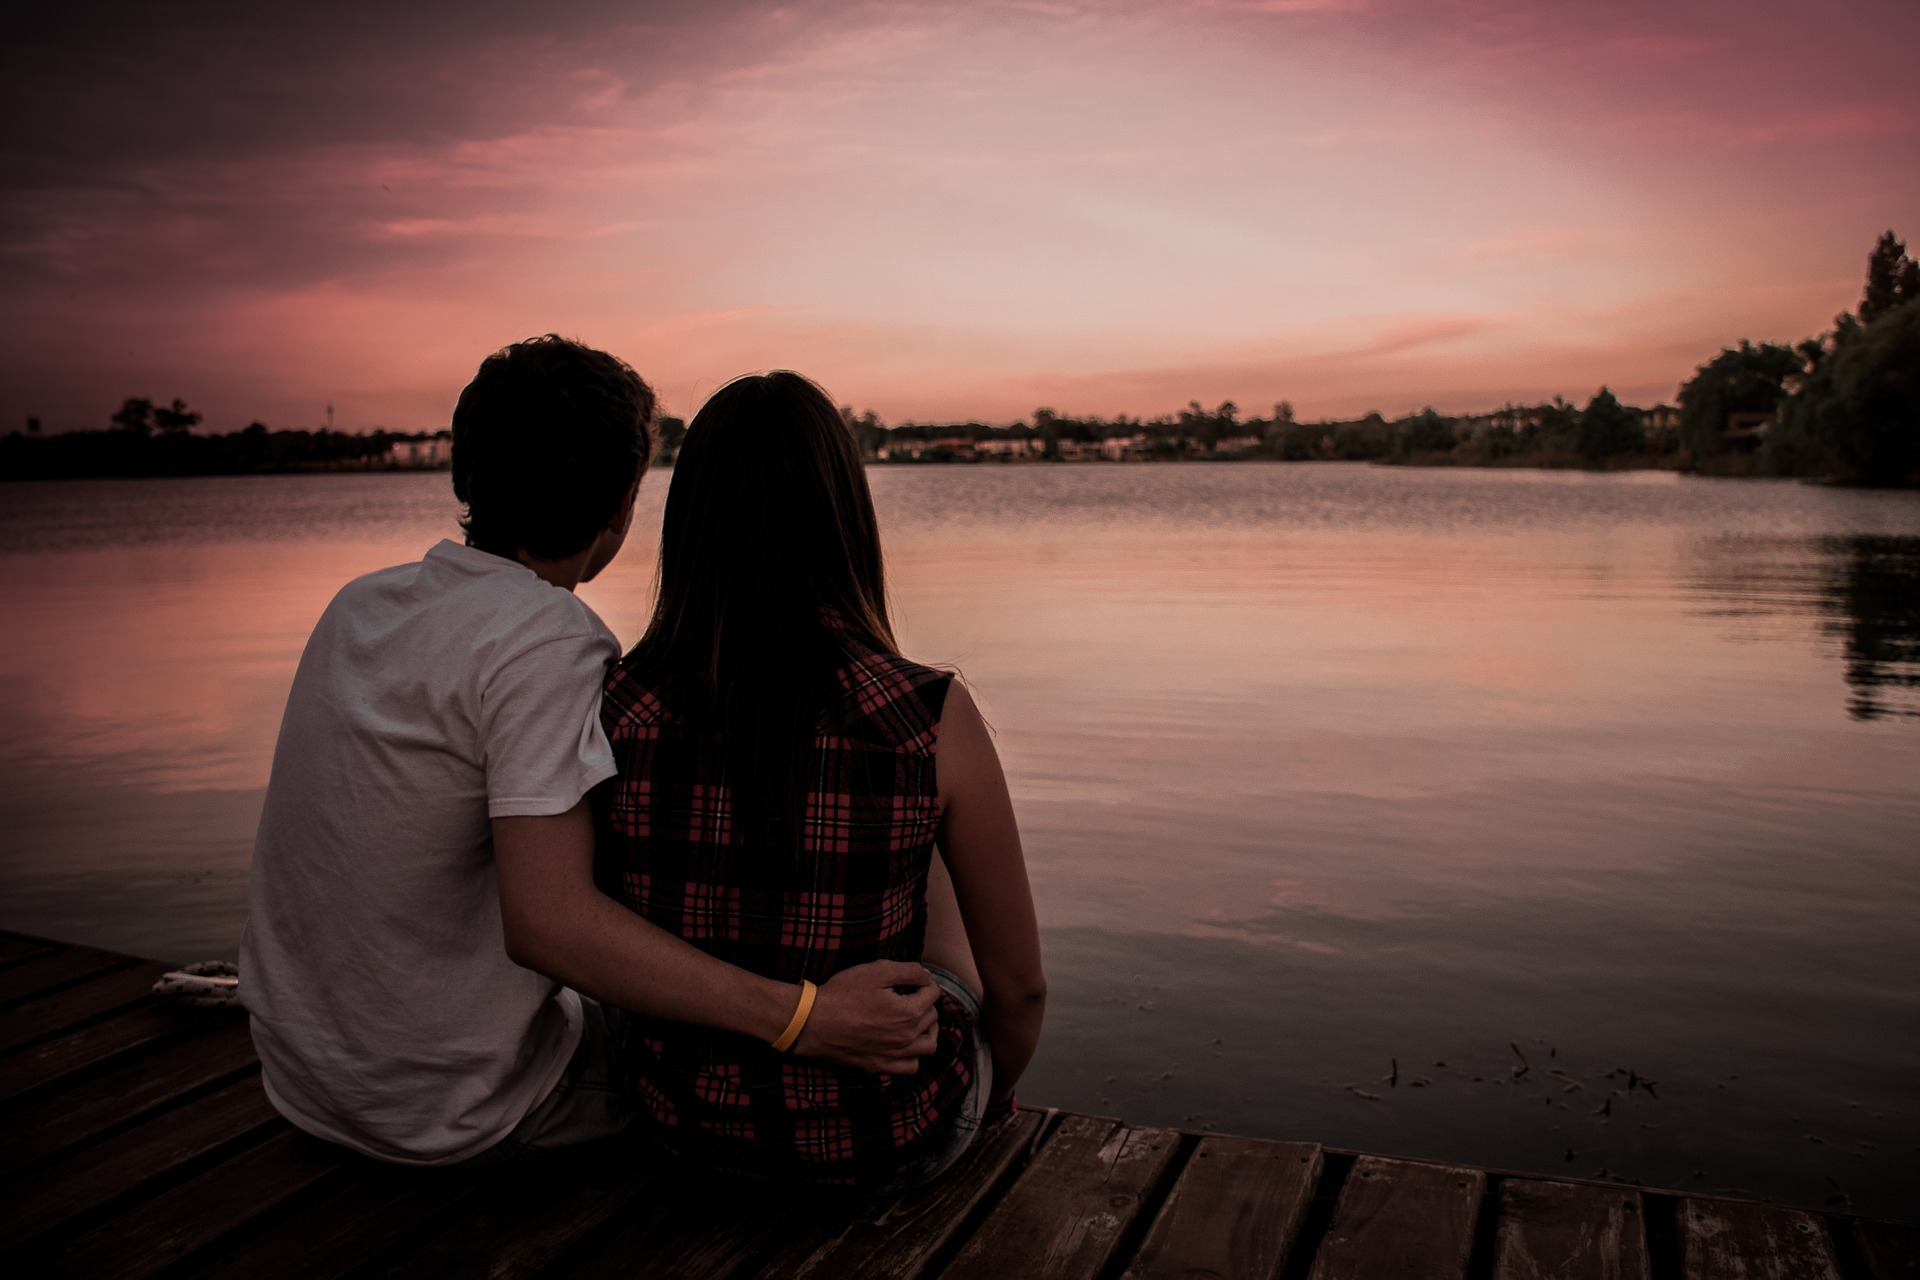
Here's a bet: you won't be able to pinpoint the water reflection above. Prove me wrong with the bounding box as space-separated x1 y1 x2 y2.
1822 535 1920 720
1682 532 1920 721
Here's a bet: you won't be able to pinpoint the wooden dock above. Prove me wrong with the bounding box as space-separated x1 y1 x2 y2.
2 930 1913 1279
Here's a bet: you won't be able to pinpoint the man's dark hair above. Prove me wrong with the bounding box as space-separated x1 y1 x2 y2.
451 335 655 561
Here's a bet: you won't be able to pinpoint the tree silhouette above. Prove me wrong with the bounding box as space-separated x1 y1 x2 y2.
1030 408 1061 459
1785 298 1919 486
1677 341 1802 458
1395 407 1455 456
1575 388 1642 462
152 398 202 433
1770 229 1920 485
110 397 155 435
1176 400 1238 450
108 396 200 436
1861 231 1920 325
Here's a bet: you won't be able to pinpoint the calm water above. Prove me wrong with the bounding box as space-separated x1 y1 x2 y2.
2 465 1916 1217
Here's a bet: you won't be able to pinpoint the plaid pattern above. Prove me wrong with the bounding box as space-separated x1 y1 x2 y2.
596 630 974 1186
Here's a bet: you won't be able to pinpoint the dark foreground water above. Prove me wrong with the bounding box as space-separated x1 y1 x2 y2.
1 464 1915 1218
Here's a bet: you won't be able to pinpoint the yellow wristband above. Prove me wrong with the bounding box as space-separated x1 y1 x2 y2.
771 979 817 1052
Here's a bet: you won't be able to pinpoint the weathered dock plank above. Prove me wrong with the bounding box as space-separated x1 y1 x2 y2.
1492 1178 1650 1280
1122 1136 1322 1280
365 1146 655 1280
0 932 58 967
1679 1199 1843 1280
0 1075 282 1252
36 1127 348 1279
0 960 174 1054
0 945 133 1008
770 1107 1048 1280
1308 1155 1485 1280
1849 1218 1920 1280
942 1115 1181 1280
563 1181 799 1280
185 1163 485 1280
0 1015 257 1177
0 1000 225 1107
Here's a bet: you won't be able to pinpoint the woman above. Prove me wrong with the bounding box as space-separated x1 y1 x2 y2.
596 371 1046 1191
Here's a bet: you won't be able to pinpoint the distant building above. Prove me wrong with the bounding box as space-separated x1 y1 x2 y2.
876 434 989 461
1643 404 1680 431
1723 411 1772 446
974 437 1039 458
389 434 452 467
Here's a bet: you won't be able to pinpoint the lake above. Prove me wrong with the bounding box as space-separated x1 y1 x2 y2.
1 463 1915 1218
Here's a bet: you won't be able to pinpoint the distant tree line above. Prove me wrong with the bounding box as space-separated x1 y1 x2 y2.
848 390 1682 470
6 405 699 479
0 398 437 479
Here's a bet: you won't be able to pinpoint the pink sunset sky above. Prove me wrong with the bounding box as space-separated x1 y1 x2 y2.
4 0 1917 432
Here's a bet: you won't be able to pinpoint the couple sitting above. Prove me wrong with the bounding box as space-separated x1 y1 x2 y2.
238 336 1046 1192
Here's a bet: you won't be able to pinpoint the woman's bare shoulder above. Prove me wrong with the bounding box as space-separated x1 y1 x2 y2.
934 677 1004 806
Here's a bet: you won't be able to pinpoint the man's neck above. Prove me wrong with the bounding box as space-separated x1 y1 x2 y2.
513 547 593 593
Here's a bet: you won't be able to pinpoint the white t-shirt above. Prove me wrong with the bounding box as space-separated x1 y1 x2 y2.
239 539 619 1165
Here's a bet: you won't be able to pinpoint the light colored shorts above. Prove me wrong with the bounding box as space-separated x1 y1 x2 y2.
466 993 635 1167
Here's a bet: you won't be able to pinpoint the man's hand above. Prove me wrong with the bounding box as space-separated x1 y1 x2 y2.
795 960 941 1074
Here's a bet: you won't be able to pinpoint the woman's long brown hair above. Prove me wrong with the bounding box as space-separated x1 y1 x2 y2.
626 371 896 845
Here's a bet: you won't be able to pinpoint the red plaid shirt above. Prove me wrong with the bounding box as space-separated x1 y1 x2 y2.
595 630 974 1185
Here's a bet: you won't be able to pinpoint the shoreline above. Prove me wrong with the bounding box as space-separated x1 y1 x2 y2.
3 455 1892 485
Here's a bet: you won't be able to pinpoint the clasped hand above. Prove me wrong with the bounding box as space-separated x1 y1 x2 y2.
793 960 941 1075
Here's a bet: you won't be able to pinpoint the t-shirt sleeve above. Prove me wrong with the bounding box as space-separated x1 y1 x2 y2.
480 628 618 818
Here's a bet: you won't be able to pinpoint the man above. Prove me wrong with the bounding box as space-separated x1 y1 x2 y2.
239 336 939 1166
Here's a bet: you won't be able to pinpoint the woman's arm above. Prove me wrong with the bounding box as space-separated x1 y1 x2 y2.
934 679 1047 1103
